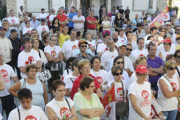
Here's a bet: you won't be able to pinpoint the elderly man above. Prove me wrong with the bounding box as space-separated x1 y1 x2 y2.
2 19 11 37
86 11 98 39
132 14 142 30
30 15 40 29
56 8 68 26
72 9 85 38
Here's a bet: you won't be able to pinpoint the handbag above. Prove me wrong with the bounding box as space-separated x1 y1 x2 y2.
116 81 128 117
163 75 180 110
38 64 52 81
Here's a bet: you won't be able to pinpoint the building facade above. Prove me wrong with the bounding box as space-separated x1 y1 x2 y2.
4 0 167 20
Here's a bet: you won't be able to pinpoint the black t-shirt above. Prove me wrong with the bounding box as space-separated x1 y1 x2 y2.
9 37 21 62
51 25 60 34
114 17 124 31
119 9 124 15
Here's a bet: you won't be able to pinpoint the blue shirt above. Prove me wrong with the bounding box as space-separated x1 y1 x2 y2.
68 12 77 28
147 55 164 87
30 20 40 29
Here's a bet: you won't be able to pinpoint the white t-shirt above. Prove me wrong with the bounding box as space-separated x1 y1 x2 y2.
18 49 41 78
72 15 85 29
128 81 151 120
90 69 109 90
61 40 79 59
126 40 138 50
97 42 108 54
0 20 2 26
107 70 129 90
102 20 110 30
7 16 20 31
157 75 179 111
49 14 56 22
157 43 176 56
64 73 78 89
118 36 127 45
36 25 50 40
8 105 48 120
0 37 13 63
44 45 61 58
101 50 118 72
131 48 148 59
108 81 126 102
38 13 47 19
0 64 16 97
46 98 74 119
22 27 33 35
159 49 175 61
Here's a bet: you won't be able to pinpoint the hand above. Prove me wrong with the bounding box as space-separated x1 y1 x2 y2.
158 112 164 120
148 65 153 71
103 81 108 85
151 90 156 96
111 82 115 87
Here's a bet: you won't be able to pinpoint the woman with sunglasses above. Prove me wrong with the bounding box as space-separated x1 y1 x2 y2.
90 56 109 97
108 56 129 87
74 77 104 120
157 60 180 120
107 66 127 119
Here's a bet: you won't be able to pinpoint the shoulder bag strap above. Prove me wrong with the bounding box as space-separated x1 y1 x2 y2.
17 108 21 120
22 79 26 89
70 78 74 83
121 81 125 100
176 66 180 78
65 98 71 111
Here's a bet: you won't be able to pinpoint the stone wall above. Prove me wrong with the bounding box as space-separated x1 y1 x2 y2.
6 0 17 15
156 0 167 11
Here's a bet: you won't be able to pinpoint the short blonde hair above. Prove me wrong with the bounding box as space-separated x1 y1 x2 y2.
135 56 147 65
78 59 90 72
164 60 176 73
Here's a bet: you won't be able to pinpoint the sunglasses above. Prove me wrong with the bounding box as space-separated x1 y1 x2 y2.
80 45 87 48
169 67 176 70
127 48 132 51
176 56 180 58
116 61 124 64
114 72 123 76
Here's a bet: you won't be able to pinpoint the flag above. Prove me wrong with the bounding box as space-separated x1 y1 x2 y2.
71 0 75 7
149 98 162 119
101 86 116 120
149 7 170 28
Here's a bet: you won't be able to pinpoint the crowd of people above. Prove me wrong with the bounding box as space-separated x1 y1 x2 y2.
0 4 180 120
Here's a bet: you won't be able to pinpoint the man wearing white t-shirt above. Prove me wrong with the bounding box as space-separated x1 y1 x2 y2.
112 31 122 48
18 37 41 78
36 19 49 40
97 33 110 57
126 31 137 50
72 9 85 38
8 88 48 120
38 8 48 20
0 53 18 118
131 38 148 59
101 39 118 71
7 10 20 31
62 30 79 61
49 9 56 26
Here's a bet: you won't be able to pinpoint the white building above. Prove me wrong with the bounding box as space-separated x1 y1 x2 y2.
5 0 167 20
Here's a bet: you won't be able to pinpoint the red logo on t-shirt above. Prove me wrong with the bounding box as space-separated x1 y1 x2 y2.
104 48 108 52
25 115 37 120
60 107 71 118
27 30 31 33
51 51 56 57
121 40 124 42
141 90 149 99
28 56 34 64
42 28 46 31
72 45 78 51
111 56 115 58
139 54 144 57
96 76 103 85
11 19 15 24
1 69 8 78
117 87 123 96
89 44 92 48
171 82 177 91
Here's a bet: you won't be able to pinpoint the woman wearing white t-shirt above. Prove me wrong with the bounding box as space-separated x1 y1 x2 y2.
102 15 111 36
108 56 129 89
107 66 127 119
157 60 180 120
46 80 78 120
159 39 175 61
44 34 63 98
90 56 109 97
129 65 164 120
22 21 33 35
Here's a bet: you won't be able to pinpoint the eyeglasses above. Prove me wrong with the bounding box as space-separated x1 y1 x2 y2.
126 48 132 51
80 45 87 48
137 73 148 76
116 61 124 64
114 72 123 76
176 56 180 58
169 67 176 70
89 85 95 88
